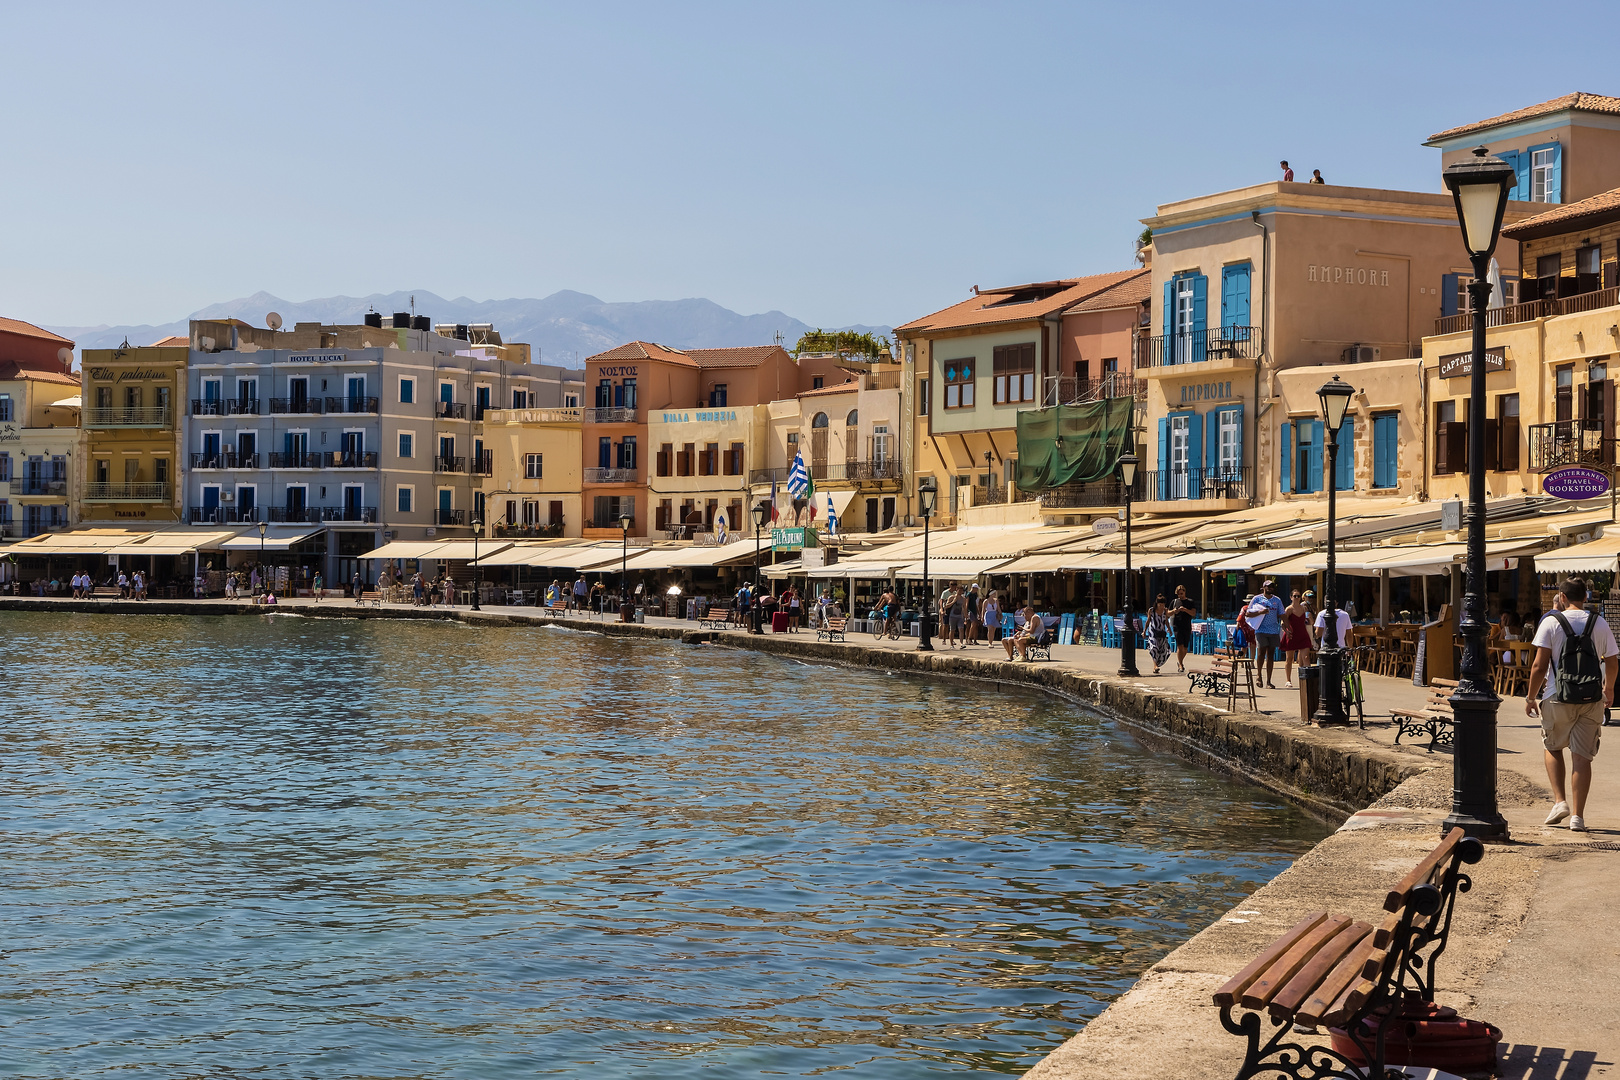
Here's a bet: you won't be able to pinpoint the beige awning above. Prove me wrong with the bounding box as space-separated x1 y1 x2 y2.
1137 550 1234 569
107 529 238 556
1536 533 1620 574
1203 549 1307 572
220 526 324 551
412 540 512 563
364 539 447 560
762 559 803 578
892 557 1009 580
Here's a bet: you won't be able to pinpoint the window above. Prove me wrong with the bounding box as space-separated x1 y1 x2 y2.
593 495 634 528
512 388 528 409
918 378 929 415
0 452 8 481
564 392 579 408
708 384 728 407
846 409 858 427
702 442 719 475
1434 400 1466 475
943 360 975 408
525 453 543 479
1216 408 1241 473
1556 366 1574 422
398 432 414 458
153 458 169 484
1372 413 1398 489
811 412 829 428
124 386 142 409
95 387 112 409
598 436 612 469
1104 357 1118 374
619 436 637 470
992 343 1036 403
0 395 11 422
620 379 637 410
1576 245 1601 293
812 376 824 390
398 486 413 513
678 442 694 476
439 382 454 405
657 443 673 477
238 377 257 405
596 379 612 408
1530 144 1559 203
399 377 415 404
725 442 744 476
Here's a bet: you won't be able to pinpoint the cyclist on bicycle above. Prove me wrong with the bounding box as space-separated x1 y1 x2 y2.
878 588 901 638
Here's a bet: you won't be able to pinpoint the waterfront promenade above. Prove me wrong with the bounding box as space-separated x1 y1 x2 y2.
5 595 1616 1077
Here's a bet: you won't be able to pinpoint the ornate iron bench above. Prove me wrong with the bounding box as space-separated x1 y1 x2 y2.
1214 827 1484 1079
816 615 847 643
699 607 738 631
1392 678 1458 753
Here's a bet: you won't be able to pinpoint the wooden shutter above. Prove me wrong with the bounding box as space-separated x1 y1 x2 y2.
1484 418 1500 471
1500 415 1520 471
1434 404 1449 475
1445 422 1468 472
1605 380 1617 435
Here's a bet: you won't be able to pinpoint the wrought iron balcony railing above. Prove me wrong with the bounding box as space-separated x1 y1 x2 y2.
584 406 637 424
437 402 468 420
1529 421 1616 473
84 407 171 428
268 452 324 469
85 482 171 501
268 397 324 414
190 453 261 470
1042 374 1147 406
470 451 493 476
1141 466 1253 502
1036 479 1138 508
12 478 68 496
328 451 379 468
434 455 466 473
1136 326 1261 368
191 399 261 416
323 396 380 414
436 508 467 526
584 467 638 483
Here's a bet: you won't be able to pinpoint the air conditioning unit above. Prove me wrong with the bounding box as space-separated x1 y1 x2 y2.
221 492 234 503
1341 345 1380 364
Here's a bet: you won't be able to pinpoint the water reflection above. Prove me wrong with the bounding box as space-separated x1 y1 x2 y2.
0 612 1327 1078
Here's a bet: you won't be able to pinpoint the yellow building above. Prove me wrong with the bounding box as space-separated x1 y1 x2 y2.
78 345 186 526
481 404 583 538
1 366 81 538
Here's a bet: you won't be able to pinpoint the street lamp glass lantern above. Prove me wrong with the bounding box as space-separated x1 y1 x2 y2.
619 514 632 532
472 517 483 530
753 502 770 529
1442 146 1516 258
918 477 937 517
1116 452 1138 488
257 521 267 538
1318 375 1355 433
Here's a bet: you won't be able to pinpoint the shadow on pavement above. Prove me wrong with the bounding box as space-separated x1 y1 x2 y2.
1499 1043 1612 1079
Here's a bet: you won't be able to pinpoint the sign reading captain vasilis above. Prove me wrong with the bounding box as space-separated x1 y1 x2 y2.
1438 348 1508 379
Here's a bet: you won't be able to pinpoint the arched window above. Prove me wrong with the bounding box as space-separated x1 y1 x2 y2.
812 412 829 429
846 409 858 427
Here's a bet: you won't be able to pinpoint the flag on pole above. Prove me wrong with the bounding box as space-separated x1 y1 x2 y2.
787 451 814 507
826 492 838 536
769 477 781 524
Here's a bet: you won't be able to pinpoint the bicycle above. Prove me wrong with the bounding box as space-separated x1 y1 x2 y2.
873 609 902 640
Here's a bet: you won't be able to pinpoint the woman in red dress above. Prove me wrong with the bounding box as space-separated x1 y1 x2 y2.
1280 588 1312 689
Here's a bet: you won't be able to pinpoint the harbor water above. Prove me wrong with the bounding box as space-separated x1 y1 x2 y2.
0 612 1329 1077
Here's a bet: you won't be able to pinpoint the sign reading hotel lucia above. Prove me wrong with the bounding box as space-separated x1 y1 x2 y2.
286 352 347 363
1178 380 1235 404
660 410 739 423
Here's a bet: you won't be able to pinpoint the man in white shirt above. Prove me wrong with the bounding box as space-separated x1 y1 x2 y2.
1527 577 1619 832
1313 604 1353 648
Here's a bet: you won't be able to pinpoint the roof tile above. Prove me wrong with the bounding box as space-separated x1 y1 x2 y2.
896 269 1146 335
1427 92 1620 142
0 317 73 346
1501 185 1620 239
685 345 791 369
585 340 697 367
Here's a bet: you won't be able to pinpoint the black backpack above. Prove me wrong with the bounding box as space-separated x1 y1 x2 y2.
1549 610 1605 705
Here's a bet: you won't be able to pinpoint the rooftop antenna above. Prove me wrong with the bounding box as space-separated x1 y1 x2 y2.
410 295 416 317
266 312 283 332
774 330 784 346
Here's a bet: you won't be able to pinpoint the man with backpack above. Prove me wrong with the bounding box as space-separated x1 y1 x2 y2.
1527 578 1618 832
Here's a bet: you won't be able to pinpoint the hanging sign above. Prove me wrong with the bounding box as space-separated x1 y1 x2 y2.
1543 466 1611 500
772 527 818 552
1092 518 1119 536
1437 348 1507 379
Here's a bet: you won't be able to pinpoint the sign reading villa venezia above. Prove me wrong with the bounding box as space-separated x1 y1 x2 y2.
1438 348 1508 379
660 410 739 423
88 367 170 382
1307 265 1392 286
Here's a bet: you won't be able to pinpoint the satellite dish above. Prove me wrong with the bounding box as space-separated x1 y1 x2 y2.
200 336 215 351
266 312 283 331
57 347 72 364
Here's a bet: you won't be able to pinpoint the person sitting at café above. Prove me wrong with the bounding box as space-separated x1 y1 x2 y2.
1004 604 1051 662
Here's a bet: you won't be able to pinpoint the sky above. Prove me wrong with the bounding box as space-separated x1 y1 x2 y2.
6 0 1618 331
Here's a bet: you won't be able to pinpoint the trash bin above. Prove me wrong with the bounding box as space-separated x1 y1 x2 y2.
1298 666 1320 721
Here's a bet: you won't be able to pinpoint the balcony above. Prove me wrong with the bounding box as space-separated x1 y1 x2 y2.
328 451 379 468
189 506 262 524
259 505 378 524
1043 374 1146 406
1529 421 1616 473
1037 479 1139 508
483 407 582 425
12 479 68 497
584 467 638 483
748 459 903 486
434 455 467 474
436 508 467 526
470 450 493 476
85 482 171 502
323 396 380 414
1435 285 1620 336
437 402 468 420
84 407 171 428
1136 327 1262 369
268 452 325 469
268 397 325 415
493 522 565 538
192 399 261 416
584 406 637 424
1138 466 1254 506
190 453 261 470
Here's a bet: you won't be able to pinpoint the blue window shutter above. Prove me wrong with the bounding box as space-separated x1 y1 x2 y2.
1206 408 1220 473
1308 419 1324 493
1335 417 1355 491
1221 264 1251 330
1191 274 1208 361
283 431 293 456
1157 417 1169 500
1499 150 1522 200
1233 404 1245 468
1374 414 1397 488
1549 142 1562 204
1188 411 1204 476
1513 151 1529 202
1163 279 1174 340
1220 269 1235 328
1441 273 1459 317
1279 421 1292 492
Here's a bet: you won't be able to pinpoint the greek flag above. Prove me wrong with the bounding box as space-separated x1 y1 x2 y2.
787 452 812 499
826 493 838 537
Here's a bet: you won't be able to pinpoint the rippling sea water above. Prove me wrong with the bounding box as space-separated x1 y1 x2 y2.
0 612 1327 1078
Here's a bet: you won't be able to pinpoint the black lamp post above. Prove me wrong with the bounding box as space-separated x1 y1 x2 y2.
619 513 632 620
984 450 993 500
257 520 267 595
751 501 769 634
1117 452 1139 677
1313 375 1356 726
471 516 483 611
1440 145 1515 841
917 477 937 651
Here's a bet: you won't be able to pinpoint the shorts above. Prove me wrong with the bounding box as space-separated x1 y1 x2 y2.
1255 632 1281 654
948 612 964 629
1540 698 1604 760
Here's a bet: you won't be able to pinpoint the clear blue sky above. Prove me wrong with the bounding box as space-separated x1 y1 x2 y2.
7 0 1615 330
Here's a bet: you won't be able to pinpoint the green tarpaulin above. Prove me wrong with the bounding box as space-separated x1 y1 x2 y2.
1016 397 1135 489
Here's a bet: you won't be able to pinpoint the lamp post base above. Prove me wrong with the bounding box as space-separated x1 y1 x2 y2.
1118 628 1139 678
1443 692 1511 841
1311 647 1349 726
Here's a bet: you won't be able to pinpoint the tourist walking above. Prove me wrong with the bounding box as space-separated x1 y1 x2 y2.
442 574 455 607
1280 160 1294 182
949 584 969 648
982 590 1002 643
353 571 363 603
1527 577 1618 832
573 575 588 611
1281 589 1312 688
117 571 129 599
1172 585 1195 672
937 583 958 646
412 571 426 606
785 585 800 631
313 571 323 601
1245 581 1286 688
1146 595 1172 674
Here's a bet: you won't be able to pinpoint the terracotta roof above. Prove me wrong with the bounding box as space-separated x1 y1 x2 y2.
1065 269 1152 313
585 340 697 367
149 334 189 348
1427 92 1620 143
686 345 790 369
1501 185 1620 240
0 317 73 346
0 361 79 384
797 380 861 398
895 268 1144 335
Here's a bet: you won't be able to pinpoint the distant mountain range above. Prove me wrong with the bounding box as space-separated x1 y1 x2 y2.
46 290 894 368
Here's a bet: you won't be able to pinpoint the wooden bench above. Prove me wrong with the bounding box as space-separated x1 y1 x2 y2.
538 599 569 617
356 590 382 608
1188 657 1233 698
817 615 847 643
699 607 737 631
1214 827 1485 1080
1392 677 1458 752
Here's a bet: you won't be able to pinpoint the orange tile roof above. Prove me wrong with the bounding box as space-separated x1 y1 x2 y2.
686 345 790 369
895 268 1144 335
1065 270 1152 313
149 334 189 348
797 380 861 398
1427 92 1620 143
0 361 79 383
585 340 697 367
1501 185 1620 240
0 317 73 346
